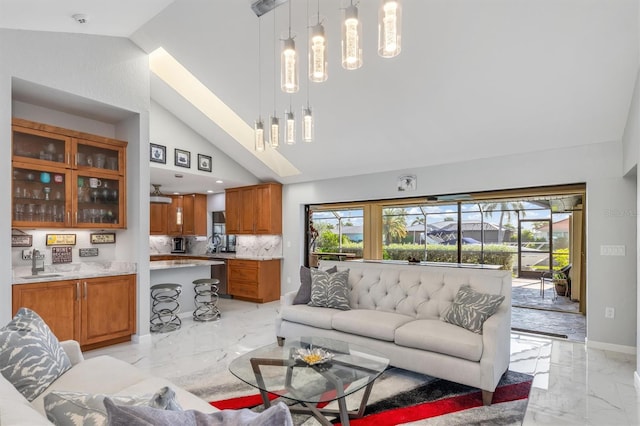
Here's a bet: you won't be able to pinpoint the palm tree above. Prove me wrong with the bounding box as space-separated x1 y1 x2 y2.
481 202 526 242
383 208 408 244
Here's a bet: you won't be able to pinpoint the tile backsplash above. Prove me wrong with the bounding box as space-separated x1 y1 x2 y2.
235 235 282 258
149 234 283 258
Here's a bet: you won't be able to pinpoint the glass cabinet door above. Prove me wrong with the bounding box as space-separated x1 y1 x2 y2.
13 126 71 166
74 173 123 227
13 164 70 227
74 139 124 176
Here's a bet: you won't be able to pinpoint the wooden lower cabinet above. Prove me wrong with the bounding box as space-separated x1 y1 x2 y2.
12 274 136 350
227 259 280 303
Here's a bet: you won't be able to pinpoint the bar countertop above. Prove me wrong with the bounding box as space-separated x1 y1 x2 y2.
150 259 225 270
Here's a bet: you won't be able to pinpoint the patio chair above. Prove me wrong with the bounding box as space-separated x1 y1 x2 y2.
540 264 572 300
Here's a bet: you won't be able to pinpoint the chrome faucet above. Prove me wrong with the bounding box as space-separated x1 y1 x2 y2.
31 249 44 275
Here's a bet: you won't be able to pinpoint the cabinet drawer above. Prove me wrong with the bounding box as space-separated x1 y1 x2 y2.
230 282 259 298
230 267 258 282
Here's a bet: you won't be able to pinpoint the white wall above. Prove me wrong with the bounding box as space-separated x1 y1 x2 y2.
150 101 258 188
0 30 150 337
620 63 640 371
282 140 637 350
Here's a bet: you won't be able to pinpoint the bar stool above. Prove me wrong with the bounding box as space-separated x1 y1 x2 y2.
150 283 182 333
192 278 221 321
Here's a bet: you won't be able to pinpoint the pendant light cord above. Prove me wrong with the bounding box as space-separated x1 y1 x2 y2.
273 9 276 116
306 0 311 108
258 19 261 121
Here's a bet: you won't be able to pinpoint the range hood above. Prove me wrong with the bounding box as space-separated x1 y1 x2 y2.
150 184 172 204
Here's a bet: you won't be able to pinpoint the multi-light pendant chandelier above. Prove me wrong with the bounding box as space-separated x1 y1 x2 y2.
254 0 402 151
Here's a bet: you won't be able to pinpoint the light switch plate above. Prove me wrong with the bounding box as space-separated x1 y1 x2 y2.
600 245 626 256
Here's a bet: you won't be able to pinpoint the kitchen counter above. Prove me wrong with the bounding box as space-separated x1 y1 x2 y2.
12 261 137 285
150 253 283 261
150 259 224 270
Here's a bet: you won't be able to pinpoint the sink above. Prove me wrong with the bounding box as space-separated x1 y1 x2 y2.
20 274 63 279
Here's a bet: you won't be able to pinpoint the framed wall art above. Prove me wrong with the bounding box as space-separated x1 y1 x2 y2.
198 154 212 172
90 233 116 244
175 149 191 168
150 143 166 164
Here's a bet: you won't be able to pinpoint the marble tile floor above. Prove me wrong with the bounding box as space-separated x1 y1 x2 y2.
85 298 637 426
512 278 586 343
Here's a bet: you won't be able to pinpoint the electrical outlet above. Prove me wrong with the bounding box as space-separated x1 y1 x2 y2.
605 307 615 319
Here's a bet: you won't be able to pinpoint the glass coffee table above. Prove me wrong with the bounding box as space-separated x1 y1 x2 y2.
229 336 389 426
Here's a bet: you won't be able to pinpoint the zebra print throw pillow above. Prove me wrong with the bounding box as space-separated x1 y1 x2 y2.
0 307 72 401
293 265 338 305
44 386 182 425
308 269 351 310
442 286 505 334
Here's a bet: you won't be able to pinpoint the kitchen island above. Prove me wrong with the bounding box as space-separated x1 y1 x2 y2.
150 258 224 315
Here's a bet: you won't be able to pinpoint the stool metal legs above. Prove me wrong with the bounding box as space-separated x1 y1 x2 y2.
193 278 221 321
150 283 182 333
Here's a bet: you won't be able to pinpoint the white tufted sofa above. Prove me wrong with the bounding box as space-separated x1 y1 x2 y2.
276 260 512 405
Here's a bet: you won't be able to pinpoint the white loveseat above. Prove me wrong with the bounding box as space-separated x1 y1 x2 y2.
0 339 216 425
276 260 512 405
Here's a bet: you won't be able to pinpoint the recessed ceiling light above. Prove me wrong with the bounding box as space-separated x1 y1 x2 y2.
173 192 180 195
216 180 223 184
207 190 215 193
174 174 183 178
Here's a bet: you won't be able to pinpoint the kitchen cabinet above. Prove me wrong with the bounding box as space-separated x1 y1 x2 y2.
12 118 127 229
225 183 282 235
227 258 280 303
12 274 136 350
150 203 168 235
165 194 207 236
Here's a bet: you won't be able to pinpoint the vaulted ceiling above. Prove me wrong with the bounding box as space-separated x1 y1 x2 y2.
2 0 639 191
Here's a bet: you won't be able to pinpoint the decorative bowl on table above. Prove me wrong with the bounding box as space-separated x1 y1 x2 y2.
294 347 335 365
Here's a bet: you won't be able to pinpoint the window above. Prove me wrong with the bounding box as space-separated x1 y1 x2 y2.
306 184 583 277
308 207 364 262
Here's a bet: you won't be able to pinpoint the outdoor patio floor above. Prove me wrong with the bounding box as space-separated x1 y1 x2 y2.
511 278 586 342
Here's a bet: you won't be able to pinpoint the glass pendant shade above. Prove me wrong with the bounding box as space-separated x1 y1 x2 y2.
270 115 280 148
342 5 362 70
281 37 299 93
285 111 296 144
309 23 328 82
255 119 265 151
302 107 314 143
176 207 183 225
378 0 402 57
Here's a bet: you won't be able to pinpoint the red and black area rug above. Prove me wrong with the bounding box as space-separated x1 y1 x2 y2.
208 368 533 425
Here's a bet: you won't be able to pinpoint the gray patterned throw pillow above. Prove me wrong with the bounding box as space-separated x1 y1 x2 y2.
0 307 72 401
443 286 505 334
44 386 182 425
308 268 350 310
293 265 338 305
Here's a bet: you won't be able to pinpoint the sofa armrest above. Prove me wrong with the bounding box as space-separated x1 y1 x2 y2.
281 291 297 307
479 306 511 392
60 340 84 365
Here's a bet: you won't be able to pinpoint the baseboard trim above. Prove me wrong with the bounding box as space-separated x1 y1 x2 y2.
586 339 636 354
132 333 152 345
